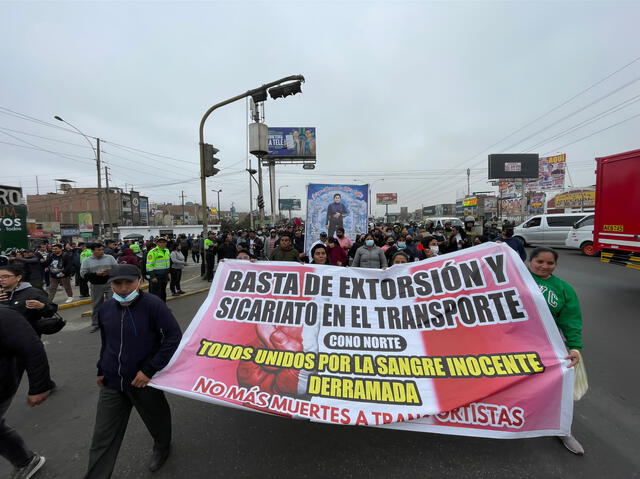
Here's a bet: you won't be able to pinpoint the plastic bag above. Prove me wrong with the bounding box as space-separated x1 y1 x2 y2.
573 351 588 401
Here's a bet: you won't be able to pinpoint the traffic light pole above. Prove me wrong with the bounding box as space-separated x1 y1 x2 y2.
198 74 305 240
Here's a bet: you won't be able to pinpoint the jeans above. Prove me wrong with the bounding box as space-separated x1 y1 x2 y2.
0 396 33 468
84 386 171 479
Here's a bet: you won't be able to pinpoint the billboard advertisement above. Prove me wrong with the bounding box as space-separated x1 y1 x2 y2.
78 212 94 233
304 184 368 253
526 154 566 191
463 197 478 207
279 198 302 211
488 154 539 180
529 192 546 215
547 189 595 209
268 127 316 158
131 190 141 225
139 196 149 226
151 243 574 439
376 193 398 205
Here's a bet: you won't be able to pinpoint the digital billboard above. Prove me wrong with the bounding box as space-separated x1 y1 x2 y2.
267 127 316 158
488 154 539 179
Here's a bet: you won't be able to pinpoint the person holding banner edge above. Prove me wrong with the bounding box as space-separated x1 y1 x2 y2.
528 246 585 456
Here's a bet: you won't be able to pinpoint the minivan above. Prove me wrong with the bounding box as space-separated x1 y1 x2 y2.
565 214 598 256
513 213 589 247
425 217 464 229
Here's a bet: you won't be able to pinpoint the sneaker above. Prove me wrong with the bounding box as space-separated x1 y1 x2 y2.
64 297 74 304
558 435 584 455
10 453 46 479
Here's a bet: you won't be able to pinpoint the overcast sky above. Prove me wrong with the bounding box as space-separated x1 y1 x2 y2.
2 0 639 218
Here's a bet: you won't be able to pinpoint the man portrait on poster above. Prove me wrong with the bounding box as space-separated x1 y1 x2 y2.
325 193 349 238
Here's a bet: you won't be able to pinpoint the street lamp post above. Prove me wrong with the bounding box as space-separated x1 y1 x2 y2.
278 184 289 223
54 115 105 238
211 189 222 223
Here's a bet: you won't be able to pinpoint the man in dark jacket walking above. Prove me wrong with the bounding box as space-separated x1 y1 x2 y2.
44 244 75 303
0 305 54 478
85 265 182 478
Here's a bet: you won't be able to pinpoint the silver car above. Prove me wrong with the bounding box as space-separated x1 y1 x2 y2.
514 213 589 247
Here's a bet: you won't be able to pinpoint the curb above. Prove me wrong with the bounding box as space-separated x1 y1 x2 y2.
79 286 210 317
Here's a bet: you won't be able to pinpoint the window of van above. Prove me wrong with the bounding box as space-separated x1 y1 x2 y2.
574 215 594 228
525 217 541 227
547 216 585 227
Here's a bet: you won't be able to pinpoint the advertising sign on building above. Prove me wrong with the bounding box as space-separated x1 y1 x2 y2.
267 127 316 158
529 192 546 215
61 228 80 237
131 190 141 225
463 197 478 207
304 184 368 253
526 154 566 191
376 193 398 205
78 212 94 233
0 185 28 249
139 196 149 226
547 189 595 210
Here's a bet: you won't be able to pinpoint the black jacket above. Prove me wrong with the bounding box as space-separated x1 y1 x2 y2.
97 291 182 391
0 282 58 332
44 251 75 277
0 305 54 401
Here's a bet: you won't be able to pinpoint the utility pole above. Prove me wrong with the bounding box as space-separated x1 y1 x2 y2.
268 160 277 225
466 168 471 196
35 176 39 195
180 190 186 224
258 165 265 226
104 165 113 238
96 138 104 238
248 158 254 229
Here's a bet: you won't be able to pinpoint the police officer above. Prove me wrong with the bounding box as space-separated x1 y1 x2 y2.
203 232 217 282
145 238 170 302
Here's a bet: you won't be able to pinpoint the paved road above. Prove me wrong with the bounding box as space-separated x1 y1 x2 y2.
2 250 639 478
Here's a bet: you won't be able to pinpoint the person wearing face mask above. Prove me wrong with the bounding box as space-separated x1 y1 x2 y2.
404 235 420 261
385 235 414 266
334 227 352 252
352 234 387 269
85 264 182 478
418 236 440 260
327 238 348 266
381 236 395 254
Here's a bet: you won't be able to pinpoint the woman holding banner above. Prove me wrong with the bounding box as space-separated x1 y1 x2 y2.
528 246 585 456
352 234 387 269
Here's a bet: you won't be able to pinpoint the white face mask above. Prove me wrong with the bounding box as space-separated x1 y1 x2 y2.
430 246 439 254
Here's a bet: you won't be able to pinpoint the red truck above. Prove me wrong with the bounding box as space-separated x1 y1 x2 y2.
594 148 640 270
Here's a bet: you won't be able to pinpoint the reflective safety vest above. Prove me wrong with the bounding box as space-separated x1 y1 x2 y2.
146 246 170 277
80 249 92 263
129 243 141 254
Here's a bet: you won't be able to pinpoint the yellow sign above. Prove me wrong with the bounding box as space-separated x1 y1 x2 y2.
603 225 624 232
553 190 595 208
210 207 218 215
547 154 567 164
463 197 477 207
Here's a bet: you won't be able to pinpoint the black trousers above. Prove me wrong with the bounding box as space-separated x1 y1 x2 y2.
85 386 171 479
79 275 90 297
0 395 33 468
192 251 200 263
169 269 182 293
149 276 168 302
205 254 216 281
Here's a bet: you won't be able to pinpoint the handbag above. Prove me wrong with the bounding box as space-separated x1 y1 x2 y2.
573 351 589 401
36 312 66 335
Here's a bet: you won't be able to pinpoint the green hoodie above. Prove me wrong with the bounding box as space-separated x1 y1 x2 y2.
532 273 583 350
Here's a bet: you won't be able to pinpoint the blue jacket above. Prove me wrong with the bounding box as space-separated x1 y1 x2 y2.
502 237 527 261
97 291 182 391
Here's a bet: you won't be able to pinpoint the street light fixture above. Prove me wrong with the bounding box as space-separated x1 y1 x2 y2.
54 115 105 237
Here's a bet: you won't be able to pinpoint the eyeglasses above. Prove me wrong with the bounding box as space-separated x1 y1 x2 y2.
0 274 16 279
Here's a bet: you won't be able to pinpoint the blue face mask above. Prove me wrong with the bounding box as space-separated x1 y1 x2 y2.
113 289 139 303
397 242 406 249
365 239 374 247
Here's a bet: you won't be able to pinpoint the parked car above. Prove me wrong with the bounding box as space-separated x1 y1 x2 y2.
514 213 589 247
565 214 599 256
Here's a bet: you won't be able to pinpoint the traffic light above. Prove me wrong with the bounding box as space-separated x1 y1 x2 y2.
203 143 220 177
257 195 265 209
268 81 302 100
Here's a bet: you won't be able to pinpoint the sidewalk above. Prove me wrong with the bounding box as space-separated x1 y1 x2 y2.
47 262 210 310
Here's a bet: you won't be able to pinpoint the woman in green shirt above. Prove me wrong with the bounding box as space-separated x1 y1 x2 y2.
528 246 584 455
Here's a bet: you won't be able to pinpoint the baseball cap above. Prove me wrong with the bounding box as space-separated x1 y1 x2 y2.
320 231 328 237
109 264 141 281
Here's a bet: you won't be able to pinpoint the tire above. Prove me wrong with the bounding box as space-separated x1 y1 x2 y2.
580 242 598 256
514 236 528 247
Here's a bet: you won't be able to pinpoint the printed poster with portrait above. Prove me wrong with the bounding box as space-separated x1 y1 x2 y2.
304 184 369 255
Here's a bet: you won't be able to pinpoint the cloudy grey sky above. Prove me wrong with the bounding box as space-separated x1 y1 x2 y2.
2 0 639 218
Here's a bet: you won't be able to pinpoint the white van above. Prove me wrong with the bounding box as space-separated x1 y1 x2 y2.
565 214 598 256
513 213 589 247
